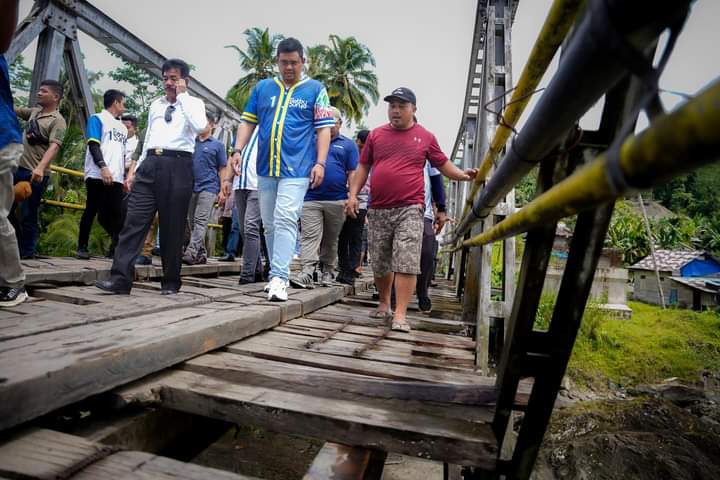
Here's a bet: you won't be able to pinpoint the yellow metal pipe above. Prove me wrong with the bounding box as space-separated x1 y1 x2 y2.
41 199 85 210
459 0 585 221
41 200 224 230
50 165 84 178
457 79 720 250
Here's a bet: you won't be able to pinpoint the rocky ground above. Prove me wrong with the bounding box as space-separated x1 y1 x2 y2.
531 375 720 479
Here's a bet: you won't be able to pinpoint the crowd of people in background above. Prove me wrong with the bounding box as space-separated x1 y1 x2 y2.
1 18 479 331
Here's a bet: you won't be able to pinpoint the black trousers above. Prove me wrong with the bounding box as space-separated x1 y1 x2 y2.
109 153 193 292
416 218 436 302
78 178 124 251
337 208 367 276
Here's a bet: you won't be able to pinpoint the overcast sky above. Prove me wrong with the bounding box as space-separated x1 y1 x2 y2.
15 0 720 153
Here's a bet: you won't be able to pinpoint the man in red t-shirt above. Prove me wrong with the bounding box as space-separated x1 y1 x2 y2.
346 87 477 332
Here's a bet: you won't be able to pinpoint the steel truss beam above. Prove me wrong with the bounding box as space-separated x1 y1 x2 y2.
8 0 241 137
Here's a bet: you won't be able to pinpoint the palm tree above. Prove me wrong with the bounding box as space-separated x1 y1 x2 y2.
309 34 379 126
225 27 284 112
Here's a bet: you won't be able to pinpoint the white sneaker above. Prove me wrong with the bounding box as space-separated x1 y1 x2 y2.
267 277 288 302
263 281 271 293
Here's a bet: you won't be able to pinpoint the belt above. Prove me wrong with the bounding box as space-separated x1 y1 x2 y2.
146 148 192 158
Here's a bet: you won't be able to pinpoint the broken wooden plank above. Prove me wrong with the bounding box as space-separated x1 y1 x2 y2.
180 353 495 422
225 341 486 384
303 442 386 480
234 331 475 371
141 370 498 468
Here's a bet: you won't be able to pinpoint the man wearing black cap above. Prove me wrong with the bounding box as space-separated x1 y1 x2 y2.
346 87 477 332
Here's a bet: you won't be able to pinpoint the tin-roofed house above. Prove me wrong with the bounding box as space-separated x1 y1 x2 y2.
629 249 720 310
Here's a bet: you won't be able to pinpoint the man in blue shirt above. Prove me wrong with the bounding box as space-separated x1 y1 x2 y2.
290 107 358 289
0 0 28 307
222 37 334 302
183 113 227 265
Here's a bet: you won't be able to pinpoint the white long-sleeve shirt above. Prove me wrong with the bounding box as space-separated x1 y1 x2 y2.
136 92 207 167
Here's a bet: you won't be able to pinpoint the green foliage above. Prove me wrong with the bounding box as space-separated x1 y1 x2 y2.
37 211 110 257
9 54 32 107
308 35 379 126
225 30 379 126
106 49 164 128
567 301 720 389
605 201 649 265
225 27 284 112
515 167 538 207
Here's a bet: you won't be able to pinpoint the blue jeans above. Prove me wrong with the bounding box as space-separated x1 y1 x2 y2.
11 167 49 257
225 206 240 256
257 176 309 281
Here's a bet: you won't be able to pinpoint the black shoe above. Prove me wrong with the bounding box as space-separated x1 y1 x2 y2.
219 254 235 262
151 247 161 256
0 286 28 307
20 254 35 260
336 272 355 286
135 255 152 266
161 288 178 295
95 280 130 295
255 272 267 283
238 278 254 285
418 296 432 313
76 248 90 260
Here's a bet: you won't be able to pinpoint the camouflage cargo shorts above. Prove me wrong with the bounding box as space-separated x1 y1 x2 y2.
367 204 424 276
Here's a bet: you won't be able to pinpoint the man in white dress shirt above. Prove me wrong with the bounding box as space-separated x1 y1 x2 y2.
96 58 207 295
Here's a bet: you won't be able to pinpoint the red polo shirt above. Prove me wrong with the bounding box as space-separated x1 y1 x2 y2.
360 123 447 209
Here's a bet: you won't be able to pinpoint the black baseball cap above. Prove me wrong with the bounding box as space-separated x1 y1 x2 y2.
384 87 416 105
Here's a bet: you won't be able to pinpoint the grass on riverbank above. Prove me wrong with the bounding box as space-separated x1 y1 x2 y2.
535 297 720 389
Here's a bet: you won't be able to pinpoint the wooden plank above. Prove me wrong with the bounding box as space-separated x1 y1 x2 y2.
0 428 258 480
180 353 495 422
0 428 115 479
313 305 469 334
145 370 498 468
303 442 385 480
226 341 486 385
286 317 476 350
273 325 475 361
235 331 475 371
75 450 260 479
0 304 283 431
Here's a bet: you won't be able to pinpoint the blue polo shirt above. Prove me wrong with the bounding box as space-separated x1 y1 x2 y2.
192 136 227 193
241 75 334 178
305 134 358 201
0 55 22 150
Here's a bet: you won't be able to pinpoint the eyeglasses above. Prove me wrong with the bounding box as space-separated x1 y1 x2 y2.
164 105 176 123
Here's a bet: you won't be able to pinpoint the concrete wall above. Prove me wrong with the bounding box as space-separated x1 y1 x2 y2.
632 272 672 306
544 267 628 304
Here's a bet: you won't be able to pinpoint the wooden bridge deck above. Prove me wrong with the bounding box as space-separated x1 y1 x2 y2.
0 258 519 478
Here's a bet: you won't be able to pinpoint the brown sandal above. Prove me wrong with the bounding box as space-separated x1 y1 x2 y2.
391 320 411 332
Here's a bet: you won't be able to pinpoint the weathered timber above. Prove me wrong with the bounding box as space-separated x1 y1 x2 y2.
290 317 475 350
180 353 495 422
273 325 475 361
225 341 486 384
138 370 499 468
0 304 283 431
0 428 259 480
234 331 475 371
75 451 261 479
303 442 386 480
309 305 468 334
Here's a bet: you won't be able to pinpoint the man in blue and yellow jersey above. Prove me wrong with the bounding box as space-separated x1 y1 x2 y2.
222 37 334 302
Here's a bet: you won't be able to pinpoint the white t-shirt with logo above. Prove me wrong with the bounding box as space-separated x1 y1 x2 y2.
84 109 128 184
